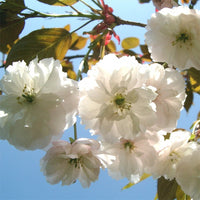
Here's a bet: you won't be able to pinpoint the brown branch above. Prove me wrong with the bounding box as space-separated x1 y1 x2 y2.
115 16 146 28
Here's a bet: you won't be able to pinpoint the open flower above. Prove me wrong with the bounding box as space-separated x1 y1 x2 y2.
145 6 200 70
151 130 197 180
146 63 186 132
176 147 200 200
40 138 110 188
0 58 79 150
79 54 157 142
104 135 157 183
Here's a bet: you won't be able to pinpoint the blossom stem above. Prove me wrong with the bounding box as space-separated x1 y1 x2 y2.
74 123 78 140
79 0 100 14
115 17 146 28
71 19 94 33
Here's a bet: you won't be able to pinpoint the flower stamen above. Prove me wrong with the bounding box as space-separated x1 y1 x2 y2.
17 84 36 104
113 93 131 112
172 32 191 47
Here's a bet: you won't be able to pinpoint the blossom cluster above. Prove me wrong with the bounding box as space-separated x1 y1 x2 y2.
1 4 200 200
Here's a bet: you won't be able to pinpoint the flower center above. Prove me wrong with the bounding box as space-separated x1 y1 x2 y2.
172 32 192 48
69 158 82 168
113 93 131 111
169 151 180 163
17 85 36 104
114 94 125 106
124 141 135 152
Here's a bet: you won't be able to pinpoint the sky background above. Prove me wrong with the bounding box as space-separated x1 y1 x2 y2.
0 0 200 199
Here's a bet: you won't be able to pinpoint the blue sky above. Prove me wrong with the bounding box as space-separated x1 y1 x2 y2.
0 0 200 199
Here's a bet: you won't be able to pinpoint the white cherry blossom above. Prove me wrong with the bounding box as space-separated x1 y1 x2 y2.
151 130 196 180
176 147 200 200
79 54 157 142
145 6 200 70
146 63 186 131
103 134 157 183
0 58 79 150
40 138 110 188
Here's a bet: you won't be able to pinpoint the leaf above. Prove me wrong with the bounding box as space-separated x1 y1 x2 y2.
121 37 139 49
61 60 73 72
139 0 151 3
0 0 25 53
157 177 178 200
188 68 200 94
184 78 194 112
37 0 78 6
67 69 76 80
64 24 71 31
122 173 151 190
70 32 88 50
0 17 25 53
122 49 137 56
140 44 149 54
6 28 71 66
0 0 25 14
106 40 116 53
176 185 191 200
154 193 158 200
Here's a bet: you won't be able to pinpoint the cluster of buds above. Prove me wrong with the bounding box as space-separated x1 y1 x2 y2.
88 0 120 45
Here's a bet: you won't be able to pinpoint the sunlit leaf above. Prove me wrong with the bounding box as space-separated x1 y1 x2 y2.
67 69 76 80
122 173 151 190
88 58 98 70
157 177 178 200
184 80 193 112
121 37 139 49
37 0 78 6
70 32 88 50
61 60 73 72
0 0 25 53
154 193 158 200
176 185 191 200
122 49 137 56
106 40 116 53
188 68 200 94
6 28 71 66
64 24 71 31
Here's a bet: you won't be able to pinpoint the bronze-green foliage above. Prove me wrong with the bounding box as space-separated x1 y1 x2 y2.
37 0 79 6
157 177 178 200
0 0 25 53
121 37 140 50
6 28 72 66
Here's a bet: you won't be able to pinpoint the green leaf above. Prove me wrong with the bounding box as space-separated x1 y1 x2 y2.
121 37 139 49
70 32 88 50
0 17 25 53
0 0 25 53
122 173 151 190
106 40 116 53
184 79 194 112
176 185 191 200
37 0 78 6
139 0 151 3
6 28 71 66
157 177 178 200
0 0 25 14
188 68 200 94
154 193 158 200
